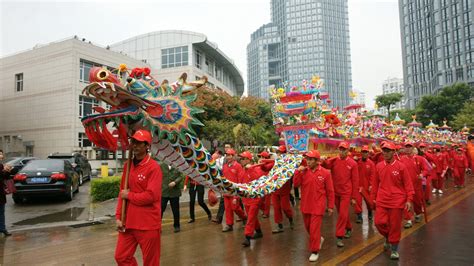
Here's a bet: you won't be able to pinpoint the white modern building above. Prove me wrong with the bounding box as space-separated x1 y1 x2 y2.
110 30 244 97
0 37 148 164
354 90 366 106
380 77 406 114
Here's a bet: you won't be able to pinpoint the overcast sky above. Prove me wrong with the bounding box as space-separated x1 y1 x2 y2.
0 0 402 107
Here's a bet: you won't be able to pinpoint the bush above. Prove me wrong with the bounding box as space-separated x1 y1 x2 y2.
91 176 121 202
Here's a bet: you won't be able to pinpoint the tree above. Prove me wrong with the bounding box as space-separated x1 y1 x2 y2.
451 100 474 132
415 83 474 126
375 93 404 122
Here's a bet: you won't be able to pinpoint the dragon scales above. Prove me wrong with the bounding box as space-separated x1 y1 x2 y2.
81 66 302 198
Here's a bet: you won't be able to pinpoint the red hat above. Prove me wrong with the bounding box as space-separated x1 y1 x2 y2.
258 151 270 158
131 130 152 145
305 150 321 159
433 145 441 150
239 151 253 160
225 148 236 155
278 145 287 153
381 142 396 150
404 142 414 147
419 143 427 148
338 141 350 149
361 145 370 152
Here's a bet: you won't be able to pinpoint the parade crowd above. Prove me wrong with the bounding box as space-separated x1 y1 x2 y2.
112 129 474 265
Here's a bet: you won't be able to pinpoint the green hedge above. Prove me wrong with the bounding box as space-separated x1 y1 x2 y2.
91 176 121 202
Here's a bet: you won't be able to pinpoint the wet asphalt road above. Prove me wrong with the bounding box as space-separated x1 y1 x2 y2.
5 180 93 231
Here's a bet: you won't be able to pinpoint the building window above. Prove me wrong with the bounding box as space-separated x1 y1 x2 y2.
80 59 102 83
195 50 202 69
161 46 188 69
79 96 99 118
78 132 92 148
15 73 23 92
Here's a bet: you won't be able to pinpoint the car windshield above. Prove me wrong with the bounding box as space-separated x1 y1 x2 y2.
22 160 64 171
4 158 22 164
49 156 74 163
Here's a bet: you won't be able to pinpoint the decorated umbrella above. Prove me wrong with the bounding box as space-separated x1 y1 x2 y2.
407 115 422 127
392 113 405 125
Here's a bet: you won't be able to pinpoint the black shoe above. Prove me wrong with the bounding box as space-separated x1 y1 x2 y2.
188 219 195 224
253 230 263 239
356 214 362 224
426 200 431 205
242 237 251 247
1 230 12 237
174 227 180 233
368 211 373 221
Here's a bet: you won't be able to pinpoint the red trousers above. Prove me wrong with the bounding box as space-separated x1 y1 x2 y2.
335 195 352 238
403 189 423 220
453 167 466 186
115 229 161 266
375 207 403 245
259 195 271 216
303 214 323 253
272 192 293 224
432 172 444 190
244 204 261 237
354 189 372 214
224 196 246 226
424 175 432 201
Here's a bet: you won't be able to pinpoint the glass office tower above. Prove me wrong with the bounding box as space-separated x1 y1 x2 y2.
248 0 352 108
399 0 474 108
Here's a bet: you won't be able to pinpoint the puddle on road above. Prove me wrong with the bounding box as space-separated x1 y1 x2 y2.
13 207 86 225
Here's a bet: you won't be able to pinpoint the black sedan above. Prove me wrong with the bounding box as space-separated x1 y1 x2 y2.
12 159 80 203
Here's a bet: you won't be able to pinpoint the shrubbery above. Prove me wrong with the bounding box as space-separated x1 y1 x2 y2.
91 176 121 202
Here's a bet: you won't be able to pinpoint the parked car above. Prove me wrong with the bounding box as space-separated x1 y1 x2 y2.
12 159 80 203
47 153 92 186
3 157 38 176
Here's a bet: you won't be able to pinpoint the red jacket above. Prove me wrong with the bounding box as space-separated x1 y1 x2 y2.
222 160 244 197
427 152 447 174
371 160 414 209
115 155 163 230
399 154 429 191
293 165 335 215
452 153 469 169
322 156 359 198
241 165 265 205
357 158 375 190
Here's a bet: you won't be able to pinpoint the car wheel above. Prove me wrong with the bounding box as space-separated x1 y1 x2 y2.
78 173 83 186
65 184 74 201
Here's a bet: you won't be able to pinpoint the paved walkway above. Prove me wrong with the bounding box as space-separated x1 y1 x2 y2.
1 177 474 265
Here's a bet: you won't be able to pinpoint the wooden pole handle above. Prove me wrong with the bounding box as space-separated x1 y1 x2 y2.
121 145 133 226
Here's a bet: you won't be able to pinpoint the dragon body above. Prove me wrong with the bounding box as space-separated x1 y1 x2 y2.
81 66 301 198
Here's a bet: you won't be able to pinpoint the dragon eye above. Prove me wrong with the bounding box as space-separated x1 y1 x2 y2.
97 70 109 81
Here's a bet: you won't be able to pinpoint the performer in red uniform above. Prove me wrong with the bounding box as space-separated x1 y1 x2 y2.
430 145 448 194
271 145 294 233
400 142 430 228
371 142 414 260
115 130 163 266
355 145 375 223
238 151 265 247
221 148 247 232
322 141 359 248
258 151 274 218
418 143 435 204
452 146 469 188
294 150 335 262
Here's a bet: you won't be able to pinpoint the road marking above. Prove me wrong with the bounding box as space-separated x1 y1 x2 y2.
322 184 474 266
349 186 474 265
